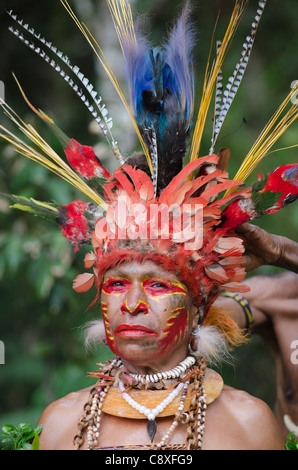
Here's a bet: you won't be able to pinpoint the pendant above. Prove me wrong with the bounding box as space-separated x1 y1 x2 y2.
147 419 157 442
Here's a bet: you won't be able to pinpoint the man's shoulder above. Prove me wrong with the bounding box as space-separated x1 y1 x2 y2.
39 386 93 421
221 385 267 409
37 386 93 449
214 385 284 449
220 385 279 426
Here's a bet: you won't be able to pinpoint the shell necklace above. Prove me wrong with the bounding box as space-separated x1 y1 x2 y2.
119 379 189 442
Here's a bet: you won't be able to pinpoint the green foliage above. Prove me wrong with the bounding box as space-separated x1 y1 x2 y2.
0 0 297 437
285 433 298 451
0 422 43 450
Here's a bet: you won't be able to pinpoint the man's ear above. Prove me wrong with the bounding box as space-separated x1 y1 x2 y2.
191 304 200 330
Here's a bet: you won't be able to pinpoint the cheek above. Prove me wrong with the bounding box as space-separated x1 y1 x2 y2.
101 299 120 355
158 307 190 353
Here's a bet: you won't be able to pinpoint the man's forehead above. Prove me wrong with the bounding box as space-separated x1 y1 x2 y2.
103 260 178 281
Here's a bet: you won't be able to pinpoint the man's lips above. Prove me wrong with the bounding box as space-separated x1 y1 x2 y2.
114 324 158 337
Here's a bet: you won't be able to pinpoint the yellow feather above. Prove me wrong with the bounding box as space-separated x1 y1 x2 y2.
225 84 298 195
188 1 246 172
59 0 152 173
0 99 108 209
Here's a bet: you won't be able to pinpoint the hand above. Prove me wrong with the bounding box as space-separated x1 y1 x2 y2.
236 223 298 273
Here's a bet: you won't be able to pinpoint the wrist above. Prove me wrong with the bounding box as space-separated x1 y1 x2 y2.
221 292 254 330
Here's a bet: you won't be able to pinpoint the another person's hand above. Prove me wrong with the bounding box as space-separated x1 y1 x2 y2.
236 223 298 273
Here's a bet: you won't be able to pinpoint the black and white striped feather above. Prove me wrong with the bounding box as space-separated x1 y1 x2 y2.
210 0 267 154
7 10 125 164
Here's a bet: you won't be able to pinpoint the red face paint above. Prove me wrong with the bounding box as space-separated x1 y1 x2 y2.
102 277 131 295
100 263 193 363
114 324 158 338
142 278 188 297
120 300 150 315
158 307 189 353
101 301 120 355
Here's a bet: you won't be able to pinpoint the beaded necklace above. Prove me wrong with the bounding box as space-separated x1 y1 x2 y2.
84 356 207 450
127 356 196 384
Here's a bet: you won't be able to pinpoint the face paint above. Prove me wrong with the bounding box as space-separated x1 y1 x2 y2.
158 307 189 353
120 299 150 315
100 261 196 367
102 277 131 295
114 324 159 338
101 301 119 355
142 277 188 299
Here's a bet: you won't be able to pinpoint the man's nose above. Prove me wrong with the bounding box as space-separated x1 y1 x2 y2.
121 285 149 315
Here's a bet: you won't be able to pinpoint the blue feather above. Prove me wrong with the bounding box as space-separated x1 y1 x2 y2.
163 1 195 128
119 2 196 190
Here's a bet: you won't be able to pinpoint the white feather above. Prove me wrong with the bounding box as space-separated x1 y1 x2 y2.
84 319 106 350
190 325 230 365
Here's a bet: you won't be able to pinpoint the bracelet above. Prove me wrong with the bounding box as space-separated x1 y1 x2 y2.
221 292 254 330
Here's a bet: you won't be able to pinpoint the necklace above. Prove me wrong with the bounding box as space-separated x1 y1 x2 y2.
127 356 196 384
119 379 188 442
77 356 209 450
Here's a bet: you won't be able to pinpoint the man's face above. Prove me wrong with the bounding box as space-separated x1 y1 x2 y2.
100 260 198 371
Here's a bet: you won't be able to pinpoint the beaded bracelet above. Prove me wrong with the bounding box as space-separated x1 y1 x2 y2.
221 292 254 330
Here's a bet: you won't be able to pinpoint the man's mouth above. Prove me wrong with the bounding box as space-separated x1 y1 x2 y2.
114 324 159 338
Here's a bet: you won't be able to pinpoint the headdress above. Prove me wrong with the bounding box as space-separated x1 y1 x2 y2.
1 0 298 324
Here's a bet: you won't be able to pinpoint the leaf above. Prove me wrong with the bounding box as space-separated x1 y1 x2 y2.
285 432 298 450
0 422 43 450
30 431 40 450
2 424 17 434
22 443 33 450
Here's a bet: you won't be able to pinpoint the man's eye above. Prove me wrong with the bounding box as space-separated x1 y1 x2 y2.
110 280 125 286
103 278 130 293
149 281 169 289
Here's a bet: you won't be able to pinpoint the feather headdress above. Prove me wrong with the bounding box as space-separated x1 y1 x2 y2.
1 0 298 319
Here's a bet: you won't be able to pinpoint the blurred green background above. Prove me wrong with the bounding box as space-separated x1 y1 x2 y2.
0 0 297 443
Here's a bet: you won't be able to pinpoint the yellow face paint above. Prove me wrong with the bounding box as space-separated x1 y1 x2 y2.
102 277 131 296
120 299 150 315
141 277 188 300
159 307 190 353
101 301 118 354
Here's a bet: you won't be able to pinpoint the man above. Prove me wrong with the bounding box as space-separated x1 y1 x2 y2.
35 259 284 450
1 0 297 451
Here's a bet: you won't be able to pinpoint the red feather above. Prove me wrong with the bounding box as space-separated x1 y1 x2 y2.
64 139 110 180
159 155 219 204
